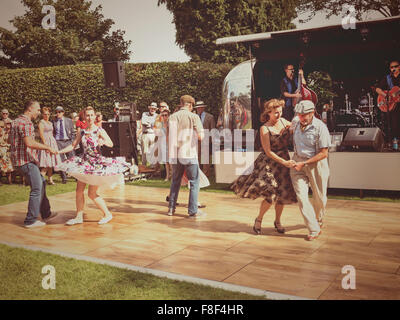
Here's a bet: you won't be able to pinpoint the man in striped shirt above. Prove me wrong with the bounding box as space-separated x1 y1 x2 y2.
9 101 58 228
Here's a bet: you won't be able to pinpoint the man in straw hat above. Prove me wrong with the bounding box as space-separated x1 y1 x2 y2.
290 100 330 241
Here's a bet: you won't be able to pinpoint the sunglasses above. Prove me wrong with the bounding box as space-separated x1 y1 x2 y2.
161 114 169 117
56 111 64 113
390 65 399 69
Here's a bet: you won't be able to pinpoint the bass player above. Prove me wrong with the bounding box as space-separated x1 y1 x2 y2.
280 64 306 121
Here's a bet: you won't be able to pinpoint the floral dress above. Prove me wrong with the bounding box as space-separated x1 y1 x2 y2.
56 126 130 188
231 122 297 205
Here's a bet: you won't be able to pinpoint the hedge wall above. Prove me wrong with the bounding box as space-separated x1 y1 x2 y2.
0 62 233 121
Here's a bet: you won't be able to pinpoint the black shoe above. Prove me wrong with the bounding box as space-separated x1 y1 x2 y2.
62 180 67 184
274 221 285 234
166 196 179 206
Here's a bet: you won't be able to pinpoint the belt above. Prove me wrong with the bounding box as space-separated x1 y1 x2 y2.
57 139 70 142
294 153 310 160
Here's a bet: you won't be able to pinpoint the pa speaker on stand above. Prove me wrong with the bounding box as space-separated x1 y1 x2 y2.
102 61 126 88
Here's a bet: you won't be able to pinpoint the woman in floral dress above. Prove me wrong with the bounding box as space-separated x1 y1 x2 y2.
231 99 297 234
57 106 130 225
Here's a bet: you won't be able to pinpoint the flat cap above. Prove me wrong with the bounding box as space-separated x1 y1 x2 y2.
294 100 315 114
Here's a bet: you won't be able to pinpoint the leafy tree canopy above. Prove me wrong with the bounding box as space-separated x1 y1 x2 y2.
296 0 400 21
158 0 298 64
0 0 132 68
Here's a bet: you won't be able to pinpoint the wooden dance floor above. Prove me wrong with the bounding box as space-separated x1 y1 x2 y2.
1 185 400 300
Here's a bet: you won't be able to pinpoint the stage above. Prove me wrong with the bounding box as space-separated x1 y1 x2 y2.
215 151 400 190
0 185 399 299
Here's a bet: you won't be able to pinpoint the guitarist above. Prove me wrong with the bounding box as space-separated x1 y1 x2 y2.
375 60 400 141
281 64 306 120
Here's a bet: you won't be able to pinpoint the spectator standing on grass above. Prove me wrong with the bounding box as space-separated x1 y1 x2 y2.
38 107 61 185
140 102 158 166
0 119 14 185
52 106 75 184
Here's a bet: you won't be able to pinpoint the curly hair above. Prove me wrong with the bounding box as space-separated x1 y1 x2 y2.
42 107 50 114
260 99 285 123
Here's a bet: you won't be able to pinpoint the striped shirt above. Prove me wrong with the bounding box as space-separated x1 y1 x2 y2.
10 115 38 167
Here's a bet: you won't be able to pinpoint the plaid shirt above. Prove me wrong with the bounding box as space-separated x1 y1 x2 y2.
10 115 38 167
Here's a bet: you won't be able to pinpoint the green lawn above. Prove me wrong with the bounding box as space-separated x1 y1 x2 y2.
1 173 399 207
0 244 264 300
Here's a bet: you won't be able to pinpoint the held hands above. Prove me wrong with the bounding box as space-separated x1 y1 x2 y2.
47 147 58 155
294 161 306 171
284 160 306 171
284 160 297 168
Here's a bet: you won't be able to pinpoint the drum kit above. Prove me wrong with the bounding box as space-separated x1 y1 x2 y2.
334 91 382 135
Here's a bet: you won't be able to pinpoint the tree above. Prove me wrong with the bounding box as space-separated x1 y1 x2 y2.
296 0 400 21
158 0 298 64
0 0 132 68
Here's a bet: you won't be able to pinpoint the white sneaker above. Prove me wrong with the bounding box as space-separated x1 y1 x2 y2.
98 215 112 225
66 217 83 226
188 210 207 218
24 220 46 228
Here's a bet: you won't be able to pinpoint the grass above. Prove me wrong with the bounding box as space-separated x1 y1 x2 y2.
0 244 265 300
0 176 77 206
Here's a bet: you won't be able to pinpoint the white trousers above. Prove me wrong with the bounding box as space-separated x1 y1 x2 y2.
141 133 156 165
290 155 329 234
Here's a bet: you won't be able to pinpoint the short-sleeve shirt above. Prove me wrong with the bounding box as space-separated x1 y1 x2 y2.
141 112 158 134
168 108 204 160
293 116 330 159
9 115 38 167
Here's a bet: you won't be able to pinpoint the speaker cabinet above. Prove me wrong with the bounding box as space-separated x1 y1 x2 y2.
102 122 137 163
342 127 384 151
102 61 126 88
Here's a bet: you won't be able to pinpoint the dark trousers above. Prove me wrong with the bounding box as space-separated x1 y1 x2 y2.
19 163 51 225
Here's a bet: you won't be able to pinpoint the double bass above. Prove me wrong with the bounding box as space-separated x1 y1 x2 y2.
291 55 319 115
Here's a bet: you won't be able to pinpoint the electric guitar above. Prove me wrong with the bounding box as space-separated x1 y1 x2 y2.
377 86 400 112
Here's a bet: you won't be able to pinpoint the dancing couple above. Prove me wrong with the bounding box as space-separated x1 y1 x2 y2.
11 102 131 228
232 99 330 241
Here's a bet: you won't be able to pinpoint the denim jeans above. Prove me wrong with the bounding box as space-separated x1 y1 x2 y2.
169 158 199 215
20 163 47 226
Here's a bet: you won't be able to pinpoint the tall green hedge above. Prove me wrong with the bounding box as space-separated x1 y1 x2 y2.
0 62 233 120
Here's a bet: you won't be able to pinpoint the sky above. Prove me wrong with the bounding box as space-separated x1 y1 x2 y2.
0 0 384 63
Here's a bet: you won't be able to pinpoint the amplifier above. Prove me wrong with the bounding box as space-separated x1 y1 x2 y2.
101 121 137 163
342 127 384 152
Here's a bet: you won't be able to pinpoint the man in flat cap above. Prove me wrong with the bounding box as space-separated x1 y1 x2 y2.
194 100 215 177
52 106 75 183
290 100 330 241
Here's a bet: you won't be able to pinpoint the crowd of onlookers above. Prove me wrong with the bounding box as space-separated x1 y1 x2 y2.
0 99 218 185
135 100 217 180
